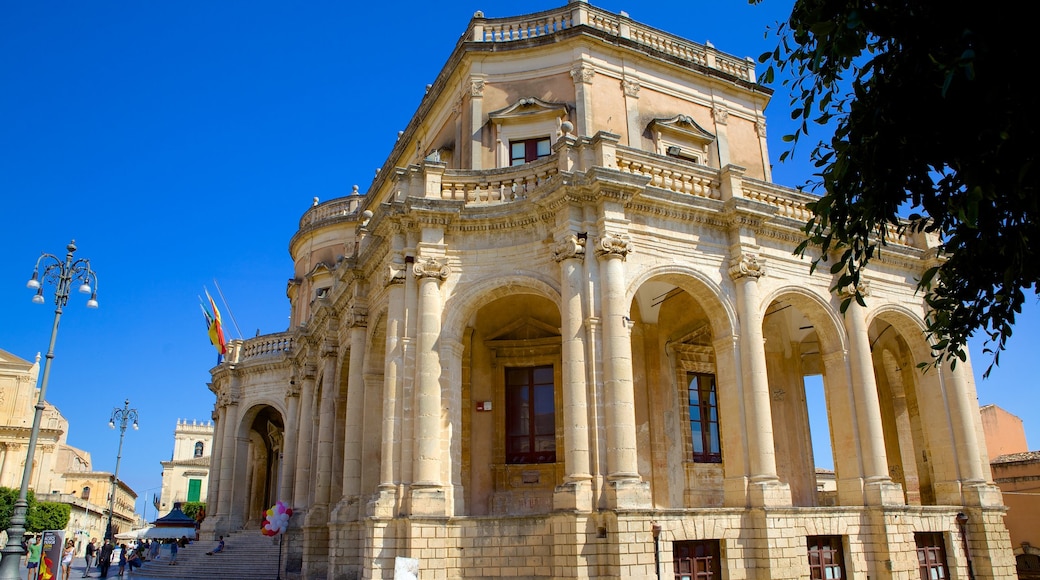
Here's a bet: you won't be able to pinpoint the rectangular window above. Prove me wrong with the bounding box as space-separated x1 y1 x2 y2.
673 540 721 580
506 365 556 464
687 373 721 462
915 532 949 580
807 536 845 579
187 478 202 502
510 137 551 166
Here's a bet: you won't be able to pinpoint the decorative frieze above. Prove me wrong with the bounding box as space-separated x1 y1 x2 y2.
552 234 586 262
728 253 766 280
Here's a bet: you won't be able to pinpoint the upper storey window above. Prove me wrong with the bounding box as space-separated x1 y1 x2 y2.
194 441 204 458
510 137 551 166
489 97 569 168
648 114 715 167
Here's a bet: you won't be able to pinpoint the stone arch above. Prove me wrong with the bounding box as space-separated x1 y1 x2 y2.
447 273 563 517
868 305 946 505
624 266 738 509
233 403 285 528
759 285 851 507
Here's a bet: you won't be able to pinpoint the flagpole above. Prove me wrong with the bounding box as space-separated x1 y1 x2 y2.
212 279 244 339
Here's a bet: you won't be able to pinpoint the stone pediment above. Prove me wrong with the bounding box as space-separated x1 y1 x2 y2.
0 348 35 371
489 97 569 125
486 317 560 341
647 114 716 146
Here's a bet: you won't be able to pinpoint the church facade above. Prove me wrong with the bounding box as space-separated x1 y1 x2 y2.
201 2 1015 578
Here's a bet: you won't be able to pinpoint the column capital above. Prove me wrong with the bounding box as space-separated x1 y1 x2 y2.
729 252 766 281
621 78 640 97
286 379 301 399
837 280 872 299
414 256 450 281
346 305 368 328
386 263 407 287
552 234 587 262
570 63 596 84
595 233 632 260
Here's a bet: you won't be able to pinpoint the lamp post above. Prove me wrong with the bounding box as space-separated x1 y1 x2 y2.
105 399 139 541
0 240 98 580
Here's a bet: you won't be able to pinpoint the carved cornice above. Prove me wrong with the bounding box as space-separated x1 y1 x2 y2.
729 253 766 280
596 233 633 260
552 234 586 263
414 256 450 280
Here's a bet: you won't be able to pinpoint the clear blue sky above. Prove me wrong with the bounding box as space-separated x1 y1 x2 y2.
1 1 1035 519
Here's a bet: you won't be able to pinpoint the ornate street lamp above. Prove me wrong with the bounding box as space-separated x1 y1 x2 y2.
0 240 98 580
105 399 139 541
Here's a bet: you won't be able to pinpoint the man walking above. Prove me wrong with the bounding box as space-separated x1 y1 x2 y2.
83 538 97 577
97 539 114 579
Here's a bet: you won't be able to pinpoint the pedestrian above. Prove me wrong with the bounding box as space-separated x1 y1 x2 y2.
62 539 75 579
26 536 42 580
83 538 97 577
168 539 178 566
127 545 141 575
98 538 114 579
206 535 225 555
148 538 159 561
117 544 127 576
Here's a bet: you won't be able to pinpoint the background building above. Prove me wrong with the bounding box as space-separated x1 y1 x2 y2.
158 418 213 512
0 348 137 551
981 404 1040 578
201 2 1015 578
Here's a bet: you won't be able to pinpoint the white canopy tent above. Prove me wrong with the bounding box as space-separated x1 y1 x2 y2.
143 526 197 540
114 526 153 540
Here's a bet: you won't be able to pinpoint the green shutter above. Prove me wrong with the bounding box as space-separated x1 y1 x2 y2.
187 479 202 502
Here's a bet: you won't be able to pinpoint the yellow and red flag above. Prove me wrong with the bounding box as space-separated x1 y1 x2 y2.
200 289 228 355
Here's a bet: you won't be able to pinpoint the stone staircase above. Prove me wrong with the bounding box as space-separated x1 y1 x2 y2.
134 530 283 579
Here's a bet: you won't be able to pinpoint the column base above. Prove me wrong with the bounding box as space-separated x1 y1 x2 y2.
409 485 449 517
368 487 400 518
330 495 361 523
960 481 1004 507
553 479 593 512
864 479 905 506
605 478 651 510
748 478 791 508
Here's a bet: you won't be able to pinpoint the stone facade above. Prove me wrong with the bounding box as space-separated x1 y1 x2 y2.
202 2 1015 578
158 418 213 512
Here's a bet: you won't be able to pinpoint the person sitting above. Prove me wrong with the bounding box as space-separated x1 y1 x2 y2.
206 536 225 555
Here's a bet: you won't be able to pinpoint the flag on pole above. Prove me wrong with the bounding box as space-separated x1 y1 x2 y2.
200 290 228 356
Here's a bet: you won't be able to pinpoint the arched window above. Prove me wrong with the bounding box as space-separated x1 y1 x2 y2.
194 442 204 458
81 486 91 500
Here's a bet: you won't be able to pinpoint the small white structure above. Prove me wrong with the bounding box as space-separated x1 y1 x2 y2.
158 419 213 512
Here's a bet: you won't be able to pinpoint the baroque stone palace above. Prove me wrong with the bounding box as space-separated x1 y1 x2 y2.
201 1 1015 578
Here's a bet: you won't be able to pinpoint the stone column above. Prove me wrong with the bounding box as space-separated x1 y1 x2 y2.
340 308 369 515
622 79 641 147
205 408 225 518
596 233 649 508
216 392 240 519
375 262 407 515
313 341 339 509
410 256 450 515
278 376 301 503
570 63 595 137
292 369 317 510
841 283 902 505
553 233 593 511
469 77 485 169
729 252 788 507
944 360 988 487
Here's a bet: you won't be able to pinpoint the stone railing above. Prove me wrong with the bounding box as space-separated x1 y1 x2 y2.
439 157 559 204
471 3 755 83
299 191 363 230
616 147 721 200
742 179 817 222
229 332 295 364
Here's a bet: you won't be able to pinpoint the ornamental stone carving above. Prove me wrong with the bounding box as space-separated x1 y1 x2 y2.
387 263 407 287
712 106 729 125
286 379 301 398
570 64 595 84
838 280 872 299
728 253 766 280
347 305 369 328
470 79 485 97
413 257 451 280
596 233 633 260
552 234 586 262
756 119 767 137
622 79 641 97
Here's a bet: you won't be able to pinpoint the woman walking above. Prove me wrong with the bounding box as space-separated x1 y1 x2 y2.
61 539 75 579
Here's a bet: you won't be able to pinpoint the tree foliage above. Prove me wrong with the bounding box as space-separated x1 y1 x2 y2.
180 501 206 522
755 0 1036 374
26 502 70 533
